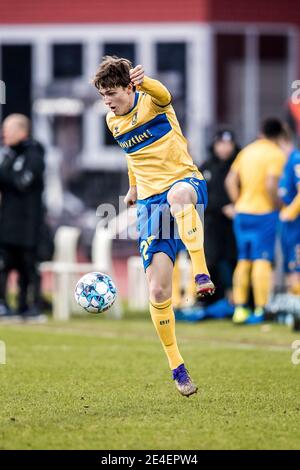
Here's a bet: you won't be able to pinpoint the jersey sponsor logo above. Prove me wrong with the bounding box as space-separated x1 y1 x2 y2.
115 113 172 154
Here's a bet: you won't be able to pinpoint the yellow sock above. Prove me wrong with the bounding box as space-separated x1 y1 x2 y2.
149 297 184 370
174 204 209 277
251 260 272 308
172 257 182 309
233 260 252 305
185 260 196 305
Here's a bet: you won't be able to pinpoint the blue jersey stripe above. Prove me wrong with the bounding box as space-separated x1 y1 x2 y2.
122 92 139 116
115 113 172 154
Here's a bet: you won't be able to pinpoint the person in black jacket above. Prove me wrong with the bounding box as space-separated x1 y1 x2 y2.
0 114 45 317
200 129 239 304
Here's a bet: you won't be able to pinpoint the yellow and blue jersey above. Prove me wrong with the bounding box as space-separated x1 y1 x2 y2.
231 138 285 262
231 139 285 214
106 76 207 270
106 76 203 200
278 148 300 206
278 148 300 273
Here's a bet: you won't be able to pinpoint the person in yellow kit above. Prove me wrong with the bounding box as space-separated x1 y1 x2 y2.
225 119 285 324
92 56 215 396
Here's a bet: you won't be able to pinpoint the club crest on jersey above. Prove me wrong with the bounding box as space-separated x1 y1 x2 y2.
114 126 120 135
131 112 138 126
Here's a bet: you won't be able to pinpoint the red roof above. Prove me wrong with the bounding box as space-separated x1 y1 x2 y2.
0 0 207 24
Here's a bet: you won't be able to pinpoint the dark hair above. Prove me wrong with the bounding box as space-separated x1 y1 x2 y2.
261 118 284 139
92 55 133 91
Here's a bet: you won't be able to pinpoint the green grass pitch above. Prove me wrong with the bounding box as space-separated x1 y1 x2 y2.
0 313 300 449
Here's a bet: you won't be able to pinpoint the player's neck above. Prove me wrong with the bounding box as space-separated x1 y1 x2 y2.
123 92 137 115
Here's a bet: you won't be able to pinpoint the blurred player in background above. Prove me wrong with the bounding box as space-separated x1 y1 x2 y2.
278 126 300 295
93 56 215 397
226 118 285 324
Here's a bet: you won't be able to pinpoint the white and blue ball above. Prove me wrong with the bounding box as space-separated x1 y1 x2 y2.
74 272 117 313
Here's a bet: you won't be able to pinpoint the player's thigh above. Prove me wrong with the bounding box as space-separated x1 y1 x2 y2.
167 181 197 208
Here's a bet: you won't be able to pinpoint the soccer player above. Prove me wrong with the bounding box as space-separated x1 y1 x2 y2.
93 56 215 396
278 127 300 295
225 119 285 324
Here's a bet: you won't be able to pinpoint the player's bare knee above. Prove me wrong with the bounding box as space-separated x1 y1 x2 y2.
149 284 171 303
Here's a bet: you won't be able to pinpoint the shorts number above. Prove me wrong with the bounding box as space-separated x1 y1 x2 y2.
141 236 155 261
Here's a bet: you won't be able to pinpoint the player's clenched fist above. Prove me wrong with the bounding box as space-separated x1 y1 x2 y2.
124 186 137 207
130 65 145 86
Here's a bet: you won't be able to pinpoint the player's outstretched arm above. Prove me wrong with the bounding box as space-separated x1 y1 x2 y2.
130 65 171 107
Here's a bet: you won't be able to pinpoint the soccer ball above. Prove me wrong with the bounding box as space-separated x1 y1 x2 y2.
74 272 117 313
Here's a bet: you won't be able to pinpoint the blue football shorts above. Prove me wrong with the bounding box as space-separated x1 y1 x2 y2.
233 211 279 262
279 217 300 273
137 177 208 271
